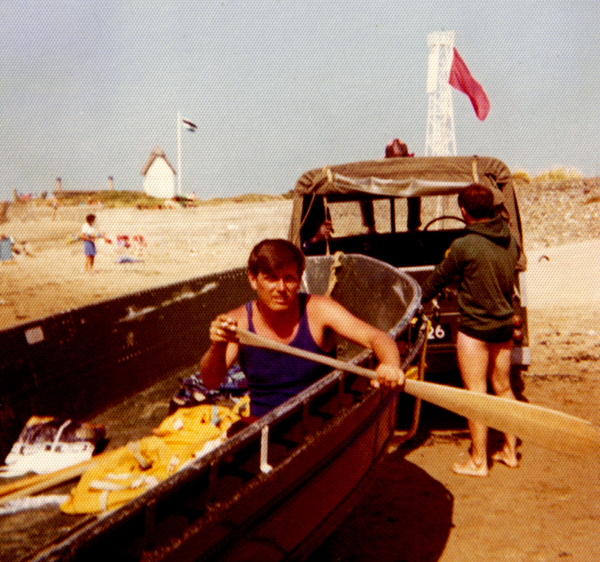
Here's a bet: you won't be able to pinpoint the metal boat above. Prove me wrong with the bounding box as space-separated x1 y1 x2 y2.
0 253 425 561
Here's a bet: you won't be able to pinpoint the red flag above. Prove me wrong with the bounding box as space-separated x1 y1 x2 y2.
448 48 490 121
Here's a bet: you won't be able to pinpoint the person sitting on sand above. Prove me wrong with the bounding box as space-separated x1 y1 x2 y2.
420 184 521 476
200 238 405 418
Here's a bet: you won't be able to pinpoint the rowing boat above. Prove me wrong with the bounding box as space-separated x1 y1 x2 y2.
0 253 425 561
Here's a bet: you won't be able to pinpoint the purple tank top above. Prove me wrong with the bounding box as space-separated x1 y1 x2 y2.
238 293 335 417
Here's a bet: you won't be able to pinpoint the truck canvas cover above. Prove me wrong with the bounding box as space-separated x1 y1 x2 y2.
288 155 526 270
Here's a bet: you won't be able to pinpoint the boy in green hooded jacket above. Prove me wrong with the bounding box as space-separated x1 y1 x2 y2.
421 183 521 476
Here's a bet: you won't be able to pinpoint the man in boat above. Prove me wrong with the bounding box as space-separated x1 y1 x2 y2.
200 238 405 418
421 183 521 476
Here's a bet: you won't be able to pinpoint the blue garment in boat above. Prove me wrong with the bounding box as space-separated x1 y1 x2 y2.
238 294 335 417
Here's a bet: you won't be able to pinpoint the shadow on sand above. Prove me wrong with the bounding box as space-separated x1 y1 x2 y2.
307 448 454 562
308 367 531 561
307 366 526 562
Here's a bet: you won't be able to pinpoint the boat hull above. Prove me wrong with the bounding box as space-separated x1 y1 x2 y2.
1 254 424 561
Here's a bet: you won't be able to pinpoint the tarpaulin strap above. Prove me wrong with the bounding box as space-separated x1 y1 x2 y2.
92 475 159 513
210 405 221 427
298 166 334 242
325 251 344 298
471 158 479 183
298 192 317 231
126 441 152 470
323 195 331 256
100 490 108 512
90 480 130 492
90 474 160 492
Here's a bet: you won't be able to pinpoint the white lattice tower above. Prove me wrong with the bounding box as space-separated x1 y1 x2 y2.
425 31 456 156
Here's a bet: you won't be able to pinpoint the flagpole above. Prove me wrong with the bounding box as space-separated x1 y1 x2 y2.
177 111 182 196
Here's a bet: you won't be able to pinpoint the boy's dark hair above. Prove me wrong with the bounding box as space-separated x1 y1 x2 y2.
85 214 96 224
248 239 305 278
458 184 495 219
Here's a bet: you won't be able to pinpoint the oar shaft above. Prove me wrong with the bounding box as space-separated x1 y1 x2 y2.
0 441 144 504
237 329 600 455
238 329 376 379
0 458 96 504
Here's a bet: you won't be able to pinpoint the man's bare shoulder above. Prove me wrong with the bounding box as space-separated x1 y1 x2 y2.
305 294 347 317
305 293 336 307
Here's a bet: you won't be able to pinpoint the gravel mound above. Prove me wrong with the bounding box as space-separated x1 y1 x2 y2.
518 177 600 249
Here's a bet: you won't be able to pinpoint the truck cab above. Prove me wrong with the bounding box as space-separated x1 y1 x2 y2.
288 156 529 378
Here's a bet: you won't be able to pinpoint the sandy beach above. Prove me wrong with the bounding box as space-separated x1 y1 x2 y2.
2 183 600 560
0 199 293 328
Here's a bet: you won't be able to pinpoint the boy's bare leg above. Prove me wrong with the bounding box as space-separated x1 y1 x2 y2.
454 331 490 476
490 340 519 467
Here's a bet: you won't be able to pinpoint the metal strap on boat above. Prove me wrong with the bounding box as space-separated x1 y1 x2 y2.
394 318 429 447
260 425 273 474
143 499 157 552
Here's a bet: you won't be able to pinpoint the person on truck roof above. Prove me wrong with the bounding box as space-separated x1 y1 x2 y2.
421 183 521 476
200 238 405 418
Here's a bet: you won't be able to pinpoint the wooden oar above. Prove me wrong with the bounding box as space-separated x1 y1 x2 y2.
237 329 600 456
0 458 98 504
0 441 151 504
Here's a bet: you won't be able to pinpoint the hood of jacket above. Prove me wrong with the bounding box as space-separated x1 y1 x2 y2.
466 214 512 246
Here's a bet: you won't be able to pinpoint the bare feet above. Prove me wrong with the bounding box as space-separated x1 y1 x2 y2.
452 456 489 477
492 450 519 468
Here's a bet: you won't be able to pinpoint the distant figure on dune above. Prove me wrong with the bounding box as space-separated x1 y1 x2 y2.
51 195 59 220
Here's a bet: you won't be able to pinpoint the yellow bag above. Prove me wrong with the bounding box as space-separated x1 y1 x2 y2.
61 436 180 514
61 400 249 515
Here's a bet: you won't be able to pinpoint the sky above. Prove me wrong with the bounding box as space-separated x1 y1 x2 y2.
1 0 599 201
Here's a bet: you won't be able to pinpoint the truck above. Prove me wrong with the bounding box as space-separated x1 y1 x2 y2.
288 155 529 383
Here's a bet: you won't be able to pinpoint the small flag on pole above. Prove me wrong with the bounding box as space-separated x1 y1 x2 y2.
448 48 490 121
181 118 198 132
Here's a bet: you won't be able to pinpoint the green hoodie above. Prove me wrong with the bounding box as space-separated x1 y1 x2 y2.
421 215 520 335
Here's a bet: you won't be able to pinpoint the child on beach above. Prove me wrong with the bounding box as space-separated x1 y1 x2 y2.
81 214 100 273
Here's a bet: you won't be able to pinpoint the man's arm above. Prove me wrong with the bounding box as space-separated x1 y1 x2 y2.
310 296 404 389
302 220 333 253
199 312 242 389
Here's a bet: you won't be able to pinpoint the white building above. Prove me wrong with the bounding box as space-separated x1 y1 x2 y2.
141 147 177 198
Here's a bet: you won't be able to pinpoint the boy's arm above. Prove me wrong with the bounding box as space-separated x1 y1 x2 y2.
420 242 462 303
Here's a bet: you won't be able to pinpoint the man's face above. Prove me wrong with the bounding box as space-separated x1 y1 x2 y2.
249 263 301 311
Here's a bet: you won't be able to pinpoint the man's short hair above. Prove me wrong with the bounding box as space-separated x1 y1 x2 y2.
85 213 96 224
458 184 495 219
248 239 305 278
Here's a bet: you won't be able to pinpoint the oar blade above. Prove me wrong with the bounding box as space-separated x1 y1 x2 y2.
405 379 600 455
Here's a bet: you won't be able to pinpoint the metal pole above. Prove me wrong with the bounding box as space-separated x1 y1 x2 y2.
177 111 182 196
